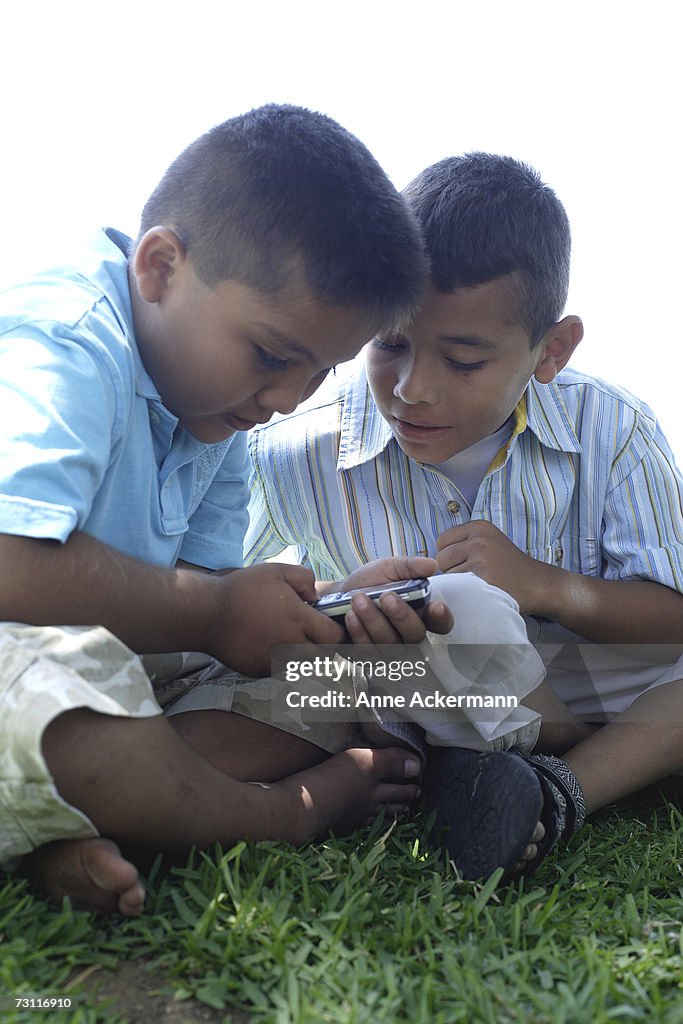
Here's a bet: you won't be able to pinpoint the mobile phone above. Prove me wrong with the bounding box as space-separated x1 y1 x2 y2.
312 578 431 624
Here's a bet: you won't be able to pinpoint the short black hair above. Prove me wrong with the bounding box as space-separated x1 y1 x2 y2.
137 104 427 327
403 153 571 346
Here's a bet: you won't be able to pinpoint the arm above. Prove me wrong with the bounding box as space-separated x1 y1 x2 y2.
436 520 683 643
1 532 451 671
0 531 346 676
542 570 683 643
437 397 683 644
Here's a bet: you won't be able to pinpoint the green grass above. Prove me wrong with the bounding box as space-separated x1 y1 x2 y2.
2 793 683 1024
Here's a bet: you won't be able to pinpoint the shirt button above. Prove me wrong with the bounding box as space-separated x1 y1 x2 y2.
447 500 460 514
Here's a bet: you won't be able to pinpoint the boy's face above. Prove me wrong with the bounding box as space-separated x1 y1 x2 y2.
133 237 377 443
366 276 575 464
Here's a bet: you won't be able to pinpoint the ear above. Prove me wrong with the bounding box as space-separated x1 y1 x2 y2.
533 315 583 384
132 227 187 303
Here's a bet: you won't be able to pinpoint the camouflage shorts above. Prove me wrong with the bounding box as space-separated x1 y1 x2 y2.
0 623 161 865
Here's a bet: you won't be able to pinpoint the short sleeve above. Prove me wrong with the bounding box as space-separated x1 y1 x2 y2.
0 325 119 541
602 408 683 589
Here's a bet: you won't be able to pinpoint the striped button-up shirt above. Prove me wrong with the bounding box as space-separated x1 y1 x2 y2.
245 353 683 590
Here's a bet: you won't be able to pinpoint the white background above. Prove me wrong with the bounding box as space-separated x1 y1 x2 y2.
2 0 681 458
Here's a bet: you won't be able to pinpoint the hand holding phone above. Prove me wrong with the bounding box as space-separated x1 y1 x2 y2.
312 578 430 625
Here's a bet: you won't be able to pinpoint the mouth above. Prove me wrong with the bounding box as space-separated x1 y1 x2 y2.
391 415 451 442
224 412 263 431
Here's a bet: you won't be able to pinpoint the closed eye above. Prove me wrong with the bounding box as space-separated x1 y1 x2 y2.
255 345 290 371
372 336 405 352
446 359 486 373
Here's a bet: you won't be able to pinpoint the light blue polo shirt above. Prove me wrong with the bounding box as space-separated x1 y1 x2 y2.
0 228 248 568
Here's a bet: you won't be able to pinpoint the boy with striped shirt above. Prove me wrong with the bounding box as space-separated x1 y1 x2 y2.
246 154 683 879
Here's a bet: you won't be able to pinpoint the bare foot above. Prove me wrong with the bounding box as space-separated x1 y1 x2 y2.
23 837 145 916
511 820 545 873
275 745 422 842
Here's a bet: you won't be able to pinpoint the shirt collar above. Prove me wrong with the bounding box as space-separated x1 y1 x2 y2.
337 361 582 472
92 227 164 405
337 359 394 470
85 230 228 459
524 375 582 453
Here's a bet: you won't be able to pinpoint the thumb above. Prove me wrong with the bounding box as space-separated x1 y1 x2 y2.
422 600 454 635
401 556 438 580
382 555 437 582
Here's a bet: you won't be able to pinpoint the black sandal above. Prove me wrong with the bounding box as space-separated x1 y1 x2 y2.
422 748 585 880
518 753 586 876
422 747 543 879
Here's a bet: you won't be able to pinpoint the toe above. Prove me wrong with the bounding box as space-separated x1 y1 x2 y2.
119 880 146 917
81 838 139 894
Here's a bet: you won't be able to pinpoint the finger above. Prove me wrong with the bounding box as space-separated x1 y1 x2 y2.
376 592 428 644
305 608 347 645
422 600 454 635
346 594 401 644
435 545 470 574
344 609 374 644
282 563 318 601
390 555 438 580
436 525 467 551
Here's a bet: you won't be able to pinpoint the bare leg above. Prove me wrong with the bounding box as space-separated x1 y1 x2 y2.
523 678 600 754
563 679 683 814
25 709 421 915
168 709 329 780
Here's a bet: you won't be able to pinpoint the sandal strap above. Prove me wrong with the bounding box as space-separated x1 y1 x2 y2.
511 754 586 875
528 754 586 841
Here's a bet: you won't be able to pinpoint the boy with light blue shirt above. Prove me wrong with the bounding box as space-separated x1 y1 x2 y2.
246 153 683 880
2 227 249 567
0 104 447 916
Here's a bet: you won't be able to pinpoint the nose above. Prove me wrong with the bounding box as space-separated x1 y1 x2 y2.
393 355 438 405
256 379 309 417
